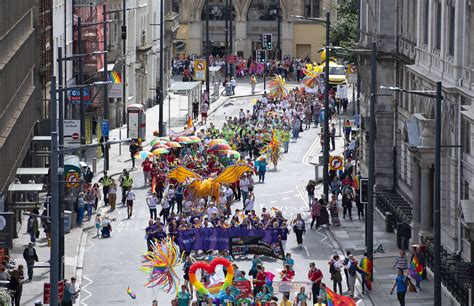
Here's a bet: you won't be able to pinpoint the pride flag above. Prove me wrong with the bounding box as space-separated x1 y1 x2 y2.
326 287 355 306
409 254 423 281
109 71 123 83
127 287 136 299
358 257 373 290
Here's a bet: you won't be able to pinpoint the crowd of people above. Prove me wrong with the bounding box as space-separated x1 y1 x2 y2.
172 54 318 82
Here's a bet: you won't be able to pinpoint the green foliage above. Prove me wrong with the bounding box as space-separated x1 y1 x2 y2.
329 0 359 62
0 289 11 305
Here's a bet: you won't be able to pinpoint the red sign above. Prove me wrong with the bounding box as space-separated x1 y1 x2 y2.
44 280 64 304
227 54 237 64
234 280 252 299
71 132 79 140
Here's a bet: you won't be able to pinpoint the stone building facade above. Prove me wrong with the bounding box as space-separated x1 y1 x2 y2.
173 0 336 59
0 0 42 193
358 0 473 304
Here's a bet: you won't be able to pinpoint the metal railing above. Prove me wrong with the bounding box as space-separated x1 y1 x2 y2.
420 234 470 306
375 186 413 226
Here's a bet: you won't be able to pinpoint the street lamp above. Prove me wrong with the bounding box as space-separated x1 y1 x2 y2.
291 12 331 203
380 82 443 306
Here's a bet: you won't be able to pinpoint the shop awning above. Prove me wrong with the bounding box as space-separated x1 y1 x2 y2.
16 168 49 176
8 183 44 192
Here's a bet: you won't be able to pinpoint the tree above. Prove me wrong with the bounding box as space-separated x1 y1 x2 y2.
328 0 359 62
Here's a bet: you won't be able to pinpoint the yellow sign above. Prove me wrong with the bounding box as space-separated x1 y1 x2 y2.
329 155 344 171
65 171 80 188
347 64 357 84
194 59 206 81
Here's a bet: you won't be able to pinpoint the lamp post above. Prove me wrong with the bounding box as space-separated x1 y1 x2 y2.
290 13 331 201
159 0 164 136
380 82 443 305
224 0 229 80
102 4 110 171
205 0 210 101
229 0 233 77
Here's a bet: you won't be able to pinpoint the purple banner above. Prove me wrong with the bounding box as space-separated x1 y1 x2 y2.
176 228 280 253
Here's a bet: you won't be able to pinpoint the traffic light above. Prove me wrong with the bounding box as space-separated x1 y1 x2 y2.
261 33 273 50
255 50 266 63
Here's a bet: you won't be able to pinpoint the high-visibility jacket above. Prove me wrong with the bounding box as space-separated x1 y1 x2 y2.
122 176 133 187
101 176 112 187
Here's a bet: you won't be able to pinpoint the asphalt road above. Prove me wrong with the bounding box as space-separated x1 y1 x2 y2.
79 95 366 305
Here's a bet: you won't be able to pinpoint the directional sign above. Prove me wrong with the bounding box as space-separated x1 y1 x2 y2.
101 119 109 137
329 155 344 170
63 120 81 147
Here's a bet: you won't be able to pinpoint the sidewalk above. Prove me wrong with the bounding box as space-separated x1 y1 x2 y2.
312 111 457 305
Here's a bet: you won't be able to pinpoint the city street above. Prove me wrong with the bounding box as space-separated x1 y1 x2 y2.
79 94 368 305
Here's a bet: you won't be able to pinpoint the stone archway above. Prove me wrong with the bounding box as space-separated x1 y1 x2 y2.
197 0 241 21
241 0 289 22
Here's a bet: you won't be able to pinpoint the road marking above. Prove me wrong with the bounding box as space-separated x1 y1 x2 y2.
282 197 291 200
303 245 311 257
302 134 321 164
315 227 334 248
270 200 278 203
259 190 294 197
80 274 93 306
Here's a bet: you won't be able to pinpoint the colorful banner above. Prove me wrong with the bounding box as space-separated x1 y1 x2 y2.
234 280 251 299
229 236 285 260
176 228 280 253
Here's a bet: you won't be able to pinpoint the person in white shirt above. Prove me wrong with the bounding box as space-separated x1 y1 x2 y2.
240 174 250 208
183 199 193 217
146 193 158 220
125 187 136 219
231 77 237 95
244 188 255 213
207 203 219 219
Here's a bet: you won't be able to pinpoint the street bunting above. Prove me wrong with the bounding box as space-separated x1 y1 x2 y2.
329 155 344 170
194 59 206 81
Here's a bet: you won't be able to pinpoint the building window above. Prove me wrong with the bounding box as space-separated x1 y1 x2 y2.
461 118 471 154
247 0 279 21
448 3 455 56
304 0 320 18
435 1 441 50
423 0 429 45
201 0 235 21
172 0 179 13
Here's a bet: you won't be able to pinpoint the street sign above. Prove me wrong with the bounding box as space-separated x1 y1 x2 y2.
65 171 80 188
347 64 358 84
194 59 206 81
101 119 109 137
336 85 348 99
329 155 344 170
360 178 369 203
44 280 64 304
63 120 81 147
255 50 266 64
68 87 91 104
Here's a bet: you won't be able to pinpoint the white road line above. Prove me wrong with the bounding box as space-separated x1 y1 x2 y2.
80 274 93 306
270 200 278 203
303 245 311 257
259 190 294 197
282 197 291 200
315 227 334 248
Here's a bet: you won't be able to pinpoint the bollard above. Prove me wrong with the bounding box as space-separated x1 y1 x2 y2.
92 158 97 174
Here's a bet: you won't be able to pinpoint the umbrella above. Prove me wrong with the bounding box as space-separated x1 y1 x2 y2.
165 141 182 148
150 137 170 146
208 143 232 152
151 143 169 150
134 151 153 160
208 139 228 147
173 136 192 144
188 136 202 143
226 150 240 159
151 148 169 156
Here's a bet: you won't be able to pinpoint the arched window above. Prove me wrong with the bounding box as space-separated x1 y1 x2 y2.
247 0 278 21
201 0 235 21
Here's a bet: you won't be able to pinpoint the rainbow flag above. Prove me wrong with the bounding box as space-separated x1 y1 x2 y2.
358 257 373 290
109 71 122 83
127 287 136 299
409 254 423 282
326 287 355 306
271 207 280 213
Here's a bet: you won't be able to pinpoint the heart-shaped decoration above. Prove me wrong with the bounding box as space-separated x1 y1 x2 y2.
188 257 234 297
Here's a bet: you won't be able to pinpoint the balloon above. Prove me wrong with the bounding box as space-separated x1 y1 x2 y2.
188 257 234 298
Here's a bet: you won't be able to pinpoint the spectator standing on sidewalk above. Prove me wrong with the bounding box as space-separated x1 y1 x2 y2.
306 180 315 208
26 212 39 243
192 99 199 120
9 267 23 306
250 74 257 94
347 254 358 298
391 269 408 306
22 243 38 281
329 123 336 151
125 186 136 219
329 255 343 295
200 101 209 125
129 140 139 169
231 77 237 95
